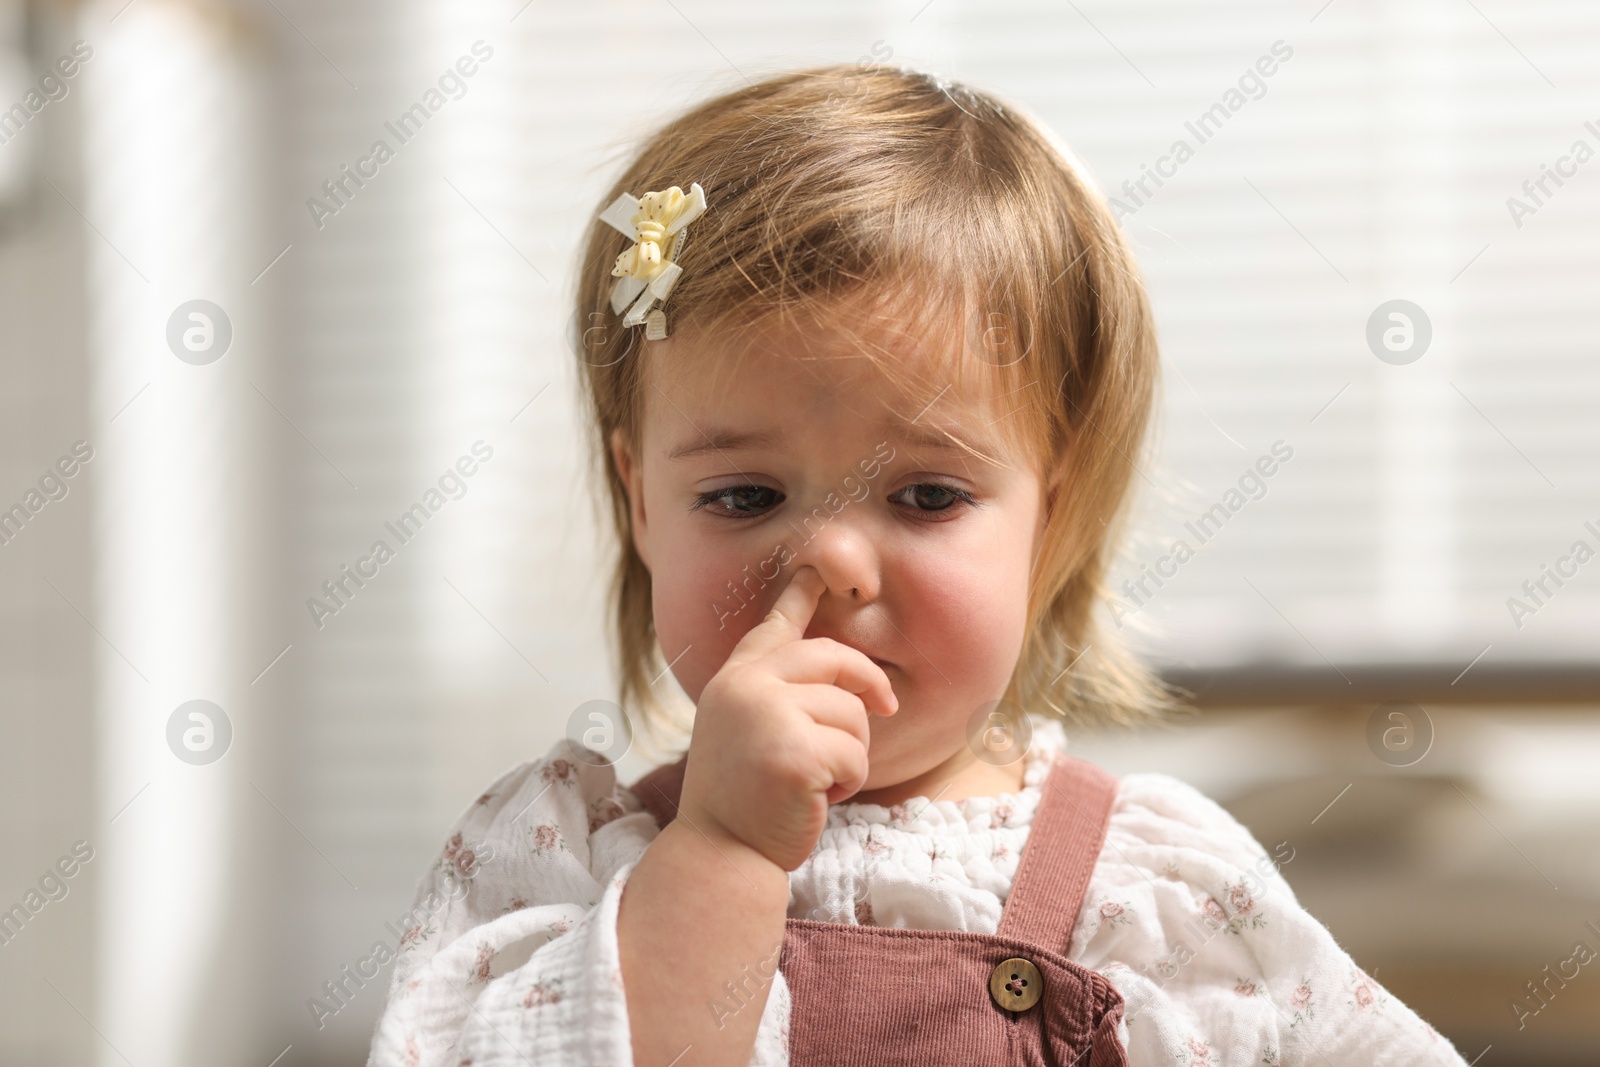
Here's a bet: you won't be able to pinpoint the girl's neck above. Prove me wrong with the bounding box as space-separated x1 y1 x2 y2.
847 748 1028 809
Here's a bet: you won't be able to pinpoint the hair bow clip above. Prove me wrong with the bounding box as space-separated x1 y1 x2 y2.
597 181 707 340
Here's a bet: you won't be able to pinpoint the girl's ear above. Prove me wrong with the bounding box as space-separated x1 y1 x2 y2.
610 427 651 571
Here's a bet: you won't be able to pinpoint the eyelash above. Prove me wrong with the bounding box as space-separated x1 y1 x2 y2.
690 482 978 521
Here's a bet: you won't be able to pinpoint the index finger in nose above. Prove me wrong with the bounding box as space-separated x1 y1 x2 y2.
727 565 827 663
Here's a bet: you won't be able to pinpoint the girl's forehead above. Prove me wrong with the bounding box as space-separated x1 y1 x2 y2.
667 287 1003 397
643 306 1027 465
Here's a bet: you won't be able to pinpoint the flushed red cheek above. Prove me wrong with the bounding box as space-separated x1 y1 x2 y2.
652 549 777 700
893 554 1028 698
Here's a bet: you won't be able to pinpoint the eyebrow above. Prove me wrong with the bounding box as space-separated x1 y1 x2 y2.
666 423 986 462
668 428 780 462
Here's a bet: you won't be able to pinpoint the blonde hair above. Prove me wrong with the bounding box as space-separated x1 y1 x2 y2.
571 63 1186 758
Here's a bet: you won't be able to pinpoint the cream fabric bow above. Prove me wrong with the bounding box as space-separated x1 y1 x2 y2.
598 181 707 339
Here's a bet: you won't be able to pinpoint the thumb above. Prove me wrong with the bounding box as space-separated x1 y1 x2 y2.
727 565 826 665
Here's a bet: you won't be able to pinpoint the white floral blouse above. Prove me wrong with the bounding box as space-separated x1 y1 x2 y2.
364 716 1470 1067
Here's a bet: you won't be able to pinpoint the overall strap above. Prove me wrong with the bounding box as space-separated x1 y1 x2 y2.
995 753 1120 956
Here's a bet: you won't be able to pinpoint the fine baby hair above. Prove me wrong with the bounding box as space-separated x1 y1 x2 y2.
570 62 1185 756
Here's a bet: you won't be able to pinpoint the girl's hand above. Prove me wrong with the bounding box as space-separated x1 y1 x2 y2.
677 565 898 872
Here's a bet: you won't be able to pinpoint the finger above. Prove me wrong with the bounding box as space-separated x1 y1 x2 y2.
788 683 872 751
725 565 827 666
765 638 898 716
809 725 871 804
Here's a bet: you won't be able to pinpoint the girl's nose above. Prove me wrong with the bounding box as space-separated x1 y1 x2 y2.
786 509 881 607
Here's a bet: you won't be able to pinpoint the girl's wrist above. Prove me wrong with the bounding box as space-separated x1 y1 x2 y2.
658 810 788 893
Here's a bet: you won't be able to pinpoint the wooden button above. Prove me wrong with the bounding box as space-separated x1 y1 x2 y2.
989 957 1043 1012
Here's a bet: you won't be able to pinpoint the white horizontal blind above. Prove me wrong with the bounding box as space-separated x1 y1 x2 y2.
934 0 1600 674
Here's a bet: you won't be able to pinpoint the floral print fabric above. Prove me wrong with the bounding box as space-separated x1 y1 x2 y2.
365 716 1468 1067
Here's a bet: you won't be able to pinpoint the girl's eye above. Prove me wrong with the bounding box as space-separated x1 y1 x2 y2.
690 485 783 518
891 482 976 519
690 481 976 521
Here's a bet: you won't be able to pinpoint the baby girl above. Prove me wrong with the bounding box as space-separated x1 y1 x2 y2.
366 63 1470 1066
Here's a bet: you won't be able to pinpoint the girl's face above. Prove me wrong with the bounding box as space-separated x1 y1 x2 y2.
610 302 1050 799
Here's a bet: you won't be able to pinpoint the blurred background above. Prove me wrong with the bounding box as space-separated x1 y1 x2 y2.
1 0 1596 1064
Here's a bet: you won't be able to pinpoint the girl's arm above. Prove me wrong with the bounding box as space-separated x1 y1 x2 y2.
365 747 660 1067
619 565 897 1067
618 815 789 1067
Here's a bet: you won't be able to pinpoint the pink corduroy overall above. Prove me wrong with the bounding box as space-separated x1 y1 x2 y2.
629 751 1130 1067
